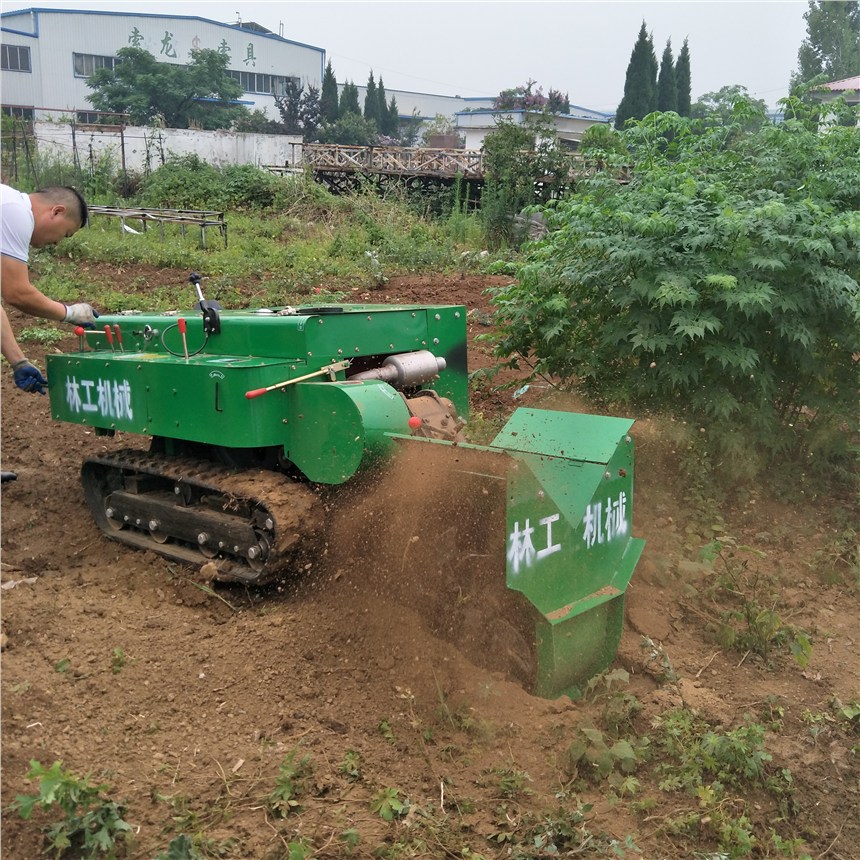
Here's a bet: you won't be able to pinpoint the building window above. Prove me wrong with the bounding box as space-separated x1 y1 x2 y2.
76 111 115 124
1 105 34 120
227 69 298 95
73 53 121 78
1 44 32 72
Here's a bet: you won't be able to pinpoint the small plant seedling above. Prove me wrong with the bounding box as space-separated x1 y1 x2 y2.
640 637 678 683
338 749 362 782
370 786 408 821
833 697 860 728
566 727 641 782
491 765 533 799
153 833 205 859
110 647 126 674
267 749 313 817
339 827 360 853
284 838 313 859
9 759 133 859
378 718 395 744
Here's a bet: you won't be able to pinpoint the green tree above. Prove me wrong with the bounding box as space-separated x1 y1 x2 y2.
795 0 860 84
547 88 571 114
615 22 658 129
388 97 402 140
376 77 394 136
300 84 321 140
87 46 243 129
275 82 321 139
275 79 303 134
364 71 380 128
488 100 860 477
317 112 378 145
676 38 692 117
494 80 569 113
691 85 767 128
481 118 536 246
339 81 361 117
420 113 458 146
320 60 339 123
233 108 284 134
376 76 387 132
657 40 677 112
481 113 568 247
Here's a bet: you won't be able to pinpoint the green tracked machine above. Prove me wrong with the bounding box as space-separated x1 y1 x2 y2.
47 274 644 698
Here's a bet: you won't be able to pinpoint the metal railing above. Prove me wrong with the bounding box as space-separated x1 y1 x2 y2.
88 206 227 248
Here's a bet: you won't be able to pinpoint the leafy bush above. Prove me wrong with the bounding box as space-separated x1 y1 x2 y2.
317 113 378 146
218 164 280 209
17 326 67 345
136 155 221 209
489 98 860 478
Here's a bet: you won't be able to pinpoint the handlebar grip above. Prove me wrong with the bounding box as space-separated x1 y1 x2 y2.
245 388 267 399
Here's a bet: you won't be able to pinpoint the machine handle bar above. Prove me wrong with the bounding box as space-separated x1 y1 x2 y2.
245 360 351 399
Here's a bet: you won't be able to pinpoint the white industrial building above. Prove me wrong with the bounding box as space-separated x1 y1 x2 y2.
345 83 494 123
456 106 613 151
0 7 324 121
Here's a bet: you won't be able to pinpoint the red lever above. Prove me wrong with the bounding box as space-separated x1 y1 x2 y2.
74 326 86 337
104 324 115 350
245 388 267 399
177 317 189 361
112 324 124 351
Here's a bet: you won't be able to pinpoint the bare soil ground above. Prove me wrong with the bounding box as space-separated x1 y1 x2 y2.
1 273 858 859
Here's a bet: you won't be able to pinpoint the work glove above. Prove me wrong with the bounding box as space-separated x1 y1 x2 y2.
11 359 48 395
63 302 100 328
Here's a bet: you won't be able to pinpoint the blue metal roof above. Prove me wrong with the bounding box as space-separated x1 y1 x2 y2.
455 107 612 122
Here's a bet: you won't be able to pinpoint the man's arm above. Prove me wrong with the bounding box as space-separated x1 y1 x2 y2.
0 303 27 365
1 304 49 395
0 254 67 321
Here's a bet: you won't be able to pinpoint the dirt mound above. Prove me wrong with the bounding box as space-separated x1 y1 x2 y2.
314 443 537 692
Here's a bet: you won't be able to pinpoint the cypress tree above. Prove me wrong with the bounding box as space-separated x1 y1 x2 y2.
377 76 390 134
615 21 658 129
657 39 677 112
649 32 659 103
676 38 692 117
339 81 360 117
364 70 380 128
320 60 339 122
388 96 400 139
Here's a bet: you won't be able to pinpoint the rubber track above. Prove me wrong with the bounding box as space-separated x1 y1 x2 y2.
81 449 323 584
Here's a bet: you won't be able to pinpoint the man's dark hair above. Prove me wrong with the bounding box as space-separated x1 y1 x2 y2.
34 185 89 228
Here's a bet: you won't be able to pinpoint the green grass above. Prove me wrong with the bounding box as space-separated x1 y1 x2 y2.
33 196 488 314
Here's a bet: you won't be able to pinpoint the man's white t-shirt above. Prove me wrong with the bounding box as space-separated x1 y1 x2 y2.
0 184 35 264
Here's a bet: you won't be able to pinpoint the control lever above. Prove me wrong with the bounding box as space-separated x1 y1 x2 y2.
188 271 221 335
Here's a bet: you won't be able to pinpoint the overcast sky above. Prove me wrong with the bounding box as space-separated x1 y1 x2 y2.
1 1 809 111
